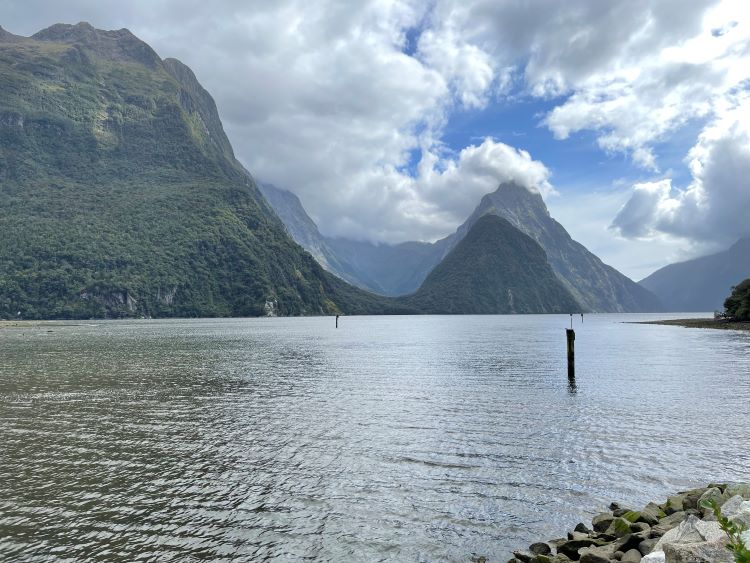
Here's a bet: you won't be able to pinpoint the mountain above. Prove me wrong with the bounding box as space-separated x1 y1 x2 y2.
262 181 661 312
0 23 405 319
639 237 750 312
258 182 444 295
437 183 662 312
401 214 580 314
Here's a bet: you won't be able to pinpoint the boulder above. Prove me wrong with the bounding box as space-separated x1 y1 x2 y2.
665 494 684 514
513 551 533 562
638 537 659 556
620 548 641 562
662 539 734 562
651 511 687 536
557 538 607 560
697 486 723 508
592 513 615 532
613 507 634 518
640 551 665 563
639 503 664 526
654 515 726 551
605 517 633 538
530 543 552 556
680 487 708 510
629 522 650 534
529 555 572 563
612 532 649 554
574 523 592 535
732 500 750 528
578 544 614 563
718 494 745 518
725 482 750 499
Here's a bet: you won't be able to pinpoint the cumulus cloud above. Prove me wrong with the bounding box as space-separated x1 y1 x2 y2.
2 0 748 252
612 93 750 245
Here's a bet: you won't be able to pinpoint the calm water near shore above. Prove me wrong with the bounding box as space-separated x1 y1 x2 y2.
1 314 749 561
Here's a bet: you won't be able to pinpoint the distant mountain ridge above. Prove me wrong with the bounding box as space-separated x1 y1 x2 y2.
640 237 750 312
260 182 661 312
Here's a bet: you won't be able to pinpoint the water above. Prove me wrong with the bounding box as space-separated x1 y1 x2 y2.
1 314 749 561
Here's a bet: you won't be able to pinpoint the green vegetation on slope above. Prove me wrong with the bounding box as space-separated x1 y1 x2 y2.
0 24 404 319
724 278 750 321
400 214 581 314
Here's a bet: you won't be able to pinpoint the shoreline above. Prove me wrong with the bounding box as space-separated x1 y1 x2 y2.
507 482 750 563
634 318 750 331
0 320 88 330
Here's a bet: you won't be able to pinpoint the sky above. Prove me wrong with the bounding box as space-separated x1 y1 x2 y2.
2 0 750 280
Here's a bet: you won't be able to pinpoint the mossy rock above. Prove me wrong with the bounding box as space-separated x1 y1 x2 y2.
604 517 632 538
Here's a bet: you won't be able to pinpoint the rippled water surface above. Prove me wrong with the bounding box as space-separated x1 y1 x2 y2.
1 314 749 561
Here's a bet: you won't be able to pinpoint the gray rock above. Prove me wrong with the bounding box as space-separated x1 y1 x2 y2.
574 522 592 534
557 538 606 560
512 551 533 562
529 542 552 555
680 487 708 510
639 502 665 526
638 537 659 555
719 494 745 518
613 507 633 517
612 532 649 554
640 551 665 563
651 511 687 536
578 544 614 563
726 482 750 499
665 494 684 514
662 538 734 562
731 500 750 528
592 512 615 532
620 549 641 563
629 522 650 534
698 486 724 508
654 515 726 551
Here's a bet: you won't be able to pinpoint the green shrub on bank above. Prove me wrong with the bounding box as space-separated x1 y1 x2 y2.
724 279 750 321
700 499 750 563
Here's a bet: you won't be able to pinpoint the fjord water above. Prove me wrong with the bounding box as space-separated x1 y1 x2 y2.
1 315 749 561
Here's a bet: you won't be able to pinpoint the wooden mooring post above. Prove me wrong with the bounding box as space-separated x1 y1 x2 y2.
566 327 575 379
336 314 339 328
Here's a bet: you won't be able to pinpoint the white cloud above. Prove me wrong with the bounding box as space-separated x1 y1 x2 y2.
3 0 749 264
612 93 750 246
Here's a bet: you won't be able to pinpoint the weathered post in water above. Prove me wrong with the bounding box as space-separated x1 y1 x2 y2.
566 327 575 379
336 314 339 328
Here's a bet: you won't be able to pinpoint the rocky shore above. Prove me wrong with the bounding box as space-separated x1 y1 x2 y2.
634 318 750 331
507 483 750 563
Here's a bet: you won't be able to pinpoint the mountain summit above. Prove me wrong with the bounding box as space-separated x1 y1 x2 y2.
261 182 661 312
444 183 661 312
